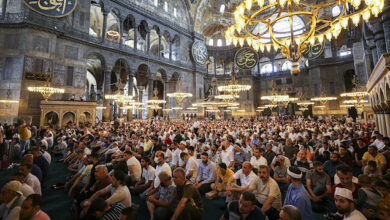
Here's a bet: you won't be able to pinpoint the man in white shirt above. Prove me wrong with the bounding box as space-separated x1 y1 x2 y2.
170 142 181 168
142 151 172 200
84 170 131 214
370 133 385 151
226 162 257 203
12 173 34 197
124 151 142 185
221 145 234 169
134 157 155 195
250 148 268 169
334 187 366 220
180 152 198 183
19 163 41 195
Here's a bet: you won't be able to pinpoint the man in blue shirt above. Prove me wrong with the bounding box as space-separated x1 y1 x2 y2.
221 191 267 220
194 152 217 194
283 166 312 220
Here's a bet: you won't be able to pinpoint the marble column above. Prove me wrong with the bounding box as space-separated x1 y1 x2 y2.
147 79 154 119
146 30 151 54
158 34 162 58
380 113 388 136
381 7 390 52
103 69 112 121
375 113 380 131
138 87 144 120
101 10 108 43
169 40 172 61
384 113 390 137
133 26 138 50
163 81 168 119
127 74 134 121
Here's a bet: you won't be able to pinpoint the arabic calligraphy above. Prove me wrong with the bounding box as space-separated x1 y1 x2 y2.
192 41 208 66
23 0 77 18
235 48 259 70
303 41 324 60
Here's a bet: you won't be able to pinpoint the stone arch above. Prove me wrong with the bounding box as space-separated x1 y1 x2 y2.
385 82 390 102
123 14 136 48
62 112 76 127
85 52 106 90
106 8 120 43
137 20 149 51
89 1 104 37
156 69 168 82
111 59 129 93
150 25 161 56
44 111 59 127
136 64 151 87
343 69 355 92
172 35 180 61
161 30 171 59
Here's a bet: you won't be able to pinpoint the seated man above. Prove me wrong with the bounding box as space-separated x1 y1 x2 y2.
19 163 41 195
194 152 217 195
226 162 258 204
306 161 331 213
146 172 175 220
133 157 155 195
119 207 138 220
31 148 50 185
254 165 282 220
207 163 234 199
19 194 50 220
170 168 203 220
124 150 142 186
180 152 198 183
83 170 131 214
65 157 92 196
279 205 302 220
250 148 267 169
220 191 267 220
0 181 25 220
273 155 289 192
332 165 360 200
233 144 248 171
334 187 367 220
87 197 125 220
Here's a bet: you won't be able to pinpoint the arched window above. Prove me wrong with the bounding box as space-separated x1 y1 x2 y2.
282 61 292 71
89 3 103 37
154 0 158 7
106 10 120 43
332 6 341 17
220 4 225 14
164 1 168 12
217 39 223 47
208 39 214 46
261 63 275 74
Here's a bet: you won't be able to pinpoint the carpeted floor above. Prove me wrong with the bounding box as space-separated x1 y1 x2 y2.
0 157 327 220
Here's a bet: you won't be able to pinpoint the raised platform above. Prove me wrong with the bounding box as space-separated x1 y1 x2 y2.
40 100 97 127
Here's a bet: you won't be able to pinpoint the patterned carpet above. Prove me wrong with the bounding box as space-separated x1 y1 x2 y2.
0 157 327 220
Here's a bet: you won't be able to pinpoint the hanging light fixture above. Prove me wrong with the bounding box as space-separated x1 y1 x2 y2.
0 86 19 106
217 66 251 95
311 87 337 105
225 0 384 75
147 87 166 108
27 74 64 100
340 75 368 105
166 77 193 103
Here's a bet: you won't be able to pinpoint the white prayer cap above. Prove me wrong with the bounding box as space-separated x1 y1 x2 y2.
180 141 187 145
287 166 302 179
335 187 353 201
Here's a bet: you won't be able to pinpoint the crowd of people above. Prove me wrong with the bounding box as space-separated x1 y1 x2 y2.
0 116 390 220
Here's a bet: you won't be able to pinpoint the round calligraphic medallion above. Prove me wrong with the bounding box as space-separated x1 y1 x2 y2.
302 41 325 60
23 0 77 18
191 41 208 66
234 47 259 70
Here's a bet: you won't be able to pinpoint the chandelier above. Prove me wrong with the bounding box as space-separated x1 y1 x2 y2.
297 101 315 108
340 75 368 105
217 67 251 94
0 87 19 106
187 107 199 110
311 87 337 105
225 0 384 75
340 104 355 108
147 88 166 107
105 94 134 105
167 77 193 103
96 106 106 110
27 75 64 100
313 105 326 108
